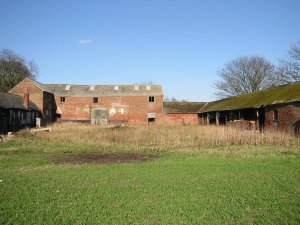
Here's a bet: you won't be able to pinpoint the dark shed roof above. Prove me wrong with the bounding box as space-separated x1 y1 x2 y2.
164 102 207 114
0 93 39 110
199 81 300 113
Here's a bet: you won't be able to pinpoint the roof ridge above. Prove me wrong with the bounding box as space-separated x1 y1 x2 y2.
44 83 162 86
199 81 300 113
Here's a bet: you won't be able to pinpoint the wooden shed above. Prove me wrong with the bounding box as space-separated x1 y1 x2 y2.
0 93 41 134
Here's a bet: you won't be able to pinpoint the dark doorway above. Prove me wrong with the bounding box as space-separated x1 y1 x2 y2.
258 108 265 131
148 118 155 124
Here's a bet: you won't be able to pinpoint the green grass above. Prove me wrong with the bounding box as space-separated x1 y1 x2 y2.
0 139 300 224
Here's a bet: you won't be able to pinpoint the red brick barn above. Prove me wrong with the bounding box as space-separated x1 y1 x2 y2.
10 78 164 125
9 78 56 124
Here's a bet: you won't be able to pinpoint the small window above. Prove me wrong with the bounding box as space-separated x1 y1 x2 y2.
273 110 278 121
60 97 65 102
149 96 155 102
93 97 98 103
148 118 155 123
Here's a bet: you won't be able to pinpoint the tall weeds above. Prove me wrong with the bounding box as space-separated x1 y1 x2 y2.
27 124 299 152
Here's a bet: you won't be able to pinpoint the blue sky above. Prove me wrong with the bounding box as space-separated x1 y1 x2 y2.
1 0 299 101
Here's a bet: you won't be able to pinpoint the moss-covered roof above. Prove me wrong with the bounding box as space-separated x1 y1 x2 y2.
199 81 300 113
164 102 207 114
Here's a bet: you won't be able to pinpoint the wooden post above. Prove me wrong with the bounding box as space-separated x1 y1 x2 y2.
216 112 220 126
256 110 259 131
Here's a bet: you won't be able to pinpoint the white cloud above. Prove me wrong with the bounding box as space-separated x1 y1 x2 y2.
78 39 92 45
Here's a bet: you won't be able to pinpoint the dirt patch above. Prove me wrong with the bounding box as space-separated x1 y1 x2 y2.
50 152 159 164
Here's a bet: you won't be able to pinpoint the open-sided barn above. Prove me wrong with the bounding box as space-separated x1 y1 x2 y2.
198 82 300 135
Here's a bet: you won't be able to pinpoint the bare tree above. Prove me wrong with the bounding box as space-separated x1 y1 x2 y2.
277 42 300 83
0 49 38 92
214 56 280 98
164 96 188 102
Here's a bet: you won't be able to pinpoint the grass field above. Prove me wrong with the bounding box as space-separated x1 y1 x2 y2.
0 125 299 224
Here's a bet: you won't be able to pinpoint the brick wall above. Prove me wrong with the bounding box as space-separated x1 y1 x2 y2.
9 78 57 123
157 113 199 125
265 103 300 133
9 78 44 111
55 95 164 124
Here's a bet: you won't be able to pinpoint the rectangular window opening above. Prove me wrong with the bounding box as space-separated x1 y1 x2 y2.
93 97 98 104
149 96 155 102
60 97 65 102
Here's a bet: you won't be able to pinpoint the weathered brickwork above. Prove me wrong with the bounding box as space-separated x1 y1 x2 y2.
157 113 199 125
10 79 166 125
9 78 44 111
10 79 56 124
265 103 300 133
55 95 163 124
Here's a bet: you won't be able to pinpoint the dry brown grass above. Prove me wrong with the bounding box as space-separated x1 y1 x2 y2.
21 123 299 154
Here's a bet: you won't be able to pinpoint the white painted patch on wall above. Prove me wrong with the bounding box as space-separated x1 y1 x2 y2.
109 107 116 116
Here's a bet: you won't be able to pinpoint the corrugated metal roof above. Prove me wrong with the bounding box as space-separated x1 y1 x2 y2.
0 93 39 110
199 81 300 113
164 102 207 114
43 84 163 96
